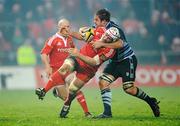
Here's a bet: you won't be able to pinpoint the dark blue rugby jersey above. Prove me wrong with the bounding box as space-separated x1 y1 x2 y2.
105 21 135 62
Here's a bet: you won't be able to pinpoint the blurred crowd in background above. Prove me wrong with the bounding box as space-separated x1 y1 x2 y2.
0 0 179 66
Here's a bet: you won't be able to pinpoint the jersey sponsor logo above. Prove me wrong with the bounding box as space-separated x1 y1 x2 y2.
126 72 129 77
57 48 69 52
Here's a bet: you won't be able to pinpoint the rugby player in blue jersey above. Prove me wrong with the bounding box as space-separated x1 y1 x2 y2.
91 9 160 118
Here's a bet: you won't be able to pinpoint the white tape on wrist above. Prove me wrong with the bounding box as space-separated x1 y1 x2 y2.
93 55 100 65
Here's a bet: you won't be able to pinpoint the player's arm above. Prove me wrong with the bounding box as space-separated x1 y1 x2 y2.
41 43 53 78
67 48 96 66
41 54 52 78
70 31 83 40
68 48 114 66
91 39 124 49
41 54 51 69
70 27 93 42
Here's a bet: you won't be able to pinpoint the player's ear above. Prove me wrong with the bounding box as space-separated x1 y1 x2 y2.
102 20 107 26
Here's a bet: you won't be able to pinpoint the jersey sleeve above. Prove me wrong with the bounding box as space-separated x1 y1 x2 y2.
41 37 56 55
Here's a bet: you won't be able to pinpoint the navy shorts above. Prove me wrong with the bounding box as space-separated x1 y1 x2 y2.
103 55 137 83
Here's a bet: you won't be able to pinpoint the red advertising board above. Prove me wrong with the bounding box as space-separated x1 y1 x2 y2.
35 65 180 88
135 66 180 86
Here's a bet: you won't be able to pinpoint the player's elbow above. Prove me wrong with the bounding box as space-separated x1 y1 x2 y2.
41 54 49 63
41 53 47 57
114 39 124 49
91 60 99 66
92 55 101 66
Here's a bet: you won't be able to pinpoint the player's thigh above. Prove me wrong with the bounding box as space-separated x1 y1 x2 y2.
58 58 75 74
103 62 120 80
65 72 76 85
119 56 137 90
68 77 85 92
120 56 137 83
76 71 94 84
99 62 119 89
52 67 59 73
68 71 93 92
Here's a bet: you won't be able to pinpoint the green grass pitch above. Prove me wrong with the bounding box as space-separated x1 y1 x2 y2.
0 87 180 126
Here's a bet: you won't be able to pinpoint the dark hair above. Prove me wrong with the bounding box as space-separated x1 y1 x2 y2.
96 9 110 22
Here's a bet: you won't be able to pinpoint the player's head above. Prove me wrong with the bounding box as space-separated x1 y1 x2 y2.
94 9 110 27
101 27 120 43
58 18 70 37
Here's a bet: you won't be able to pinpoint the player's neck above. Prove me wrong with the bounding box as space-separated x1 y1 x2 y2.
57 32 68 38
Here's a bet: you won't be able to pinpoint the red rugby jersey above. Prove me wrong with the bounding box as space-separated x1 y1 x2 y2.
41 33 75 67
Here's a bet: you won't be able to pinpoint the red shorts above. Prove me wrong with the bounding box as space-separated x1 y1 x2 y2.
75 67 95 84
52 67 76 85
67 56 96 84
52 67 59 73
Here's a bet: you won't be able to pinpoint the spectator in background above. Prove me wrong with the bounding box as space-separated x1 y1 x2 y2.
0 0 179 65
0 31 11 52
16 39 37 66
12 27 24 49
0 2 4 14
158 34 167 65
171 37 180 52
171 37 180 63
0 31 12 65
151 10 160 26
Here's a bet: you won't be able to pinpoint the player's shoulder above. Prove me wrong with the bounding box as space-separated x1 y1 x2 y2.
46 33 63 45
48 34 59 41
107 21 121 31
94 27 106 35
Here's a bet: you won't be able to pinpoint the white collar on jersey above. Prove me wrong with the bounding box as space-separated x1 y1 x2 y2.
55 33 67 47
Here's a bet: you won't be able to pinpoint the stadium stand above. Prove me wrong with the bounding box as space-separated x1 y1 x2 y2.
0 0 179 65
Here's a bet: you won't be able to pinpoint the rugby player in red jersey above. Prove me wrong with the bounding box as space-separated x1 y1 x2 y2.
58 27 120 118
35 19 91 117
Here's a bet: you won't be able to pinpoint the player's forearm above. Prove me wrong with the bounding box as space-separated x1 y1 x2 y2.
76 53 97 66
70 31 83 40
102 39 124 49
41 54 50 68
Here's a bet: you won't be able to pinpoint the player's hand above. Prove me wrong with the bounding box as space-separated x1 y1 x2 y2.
79 27 90 34
45 66 52 78
68 48 79 57
90 41 104 49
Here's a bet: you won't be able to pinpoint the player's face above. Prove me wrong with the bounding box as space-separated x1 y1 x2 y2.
61 23 70 37
94 15 104 27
